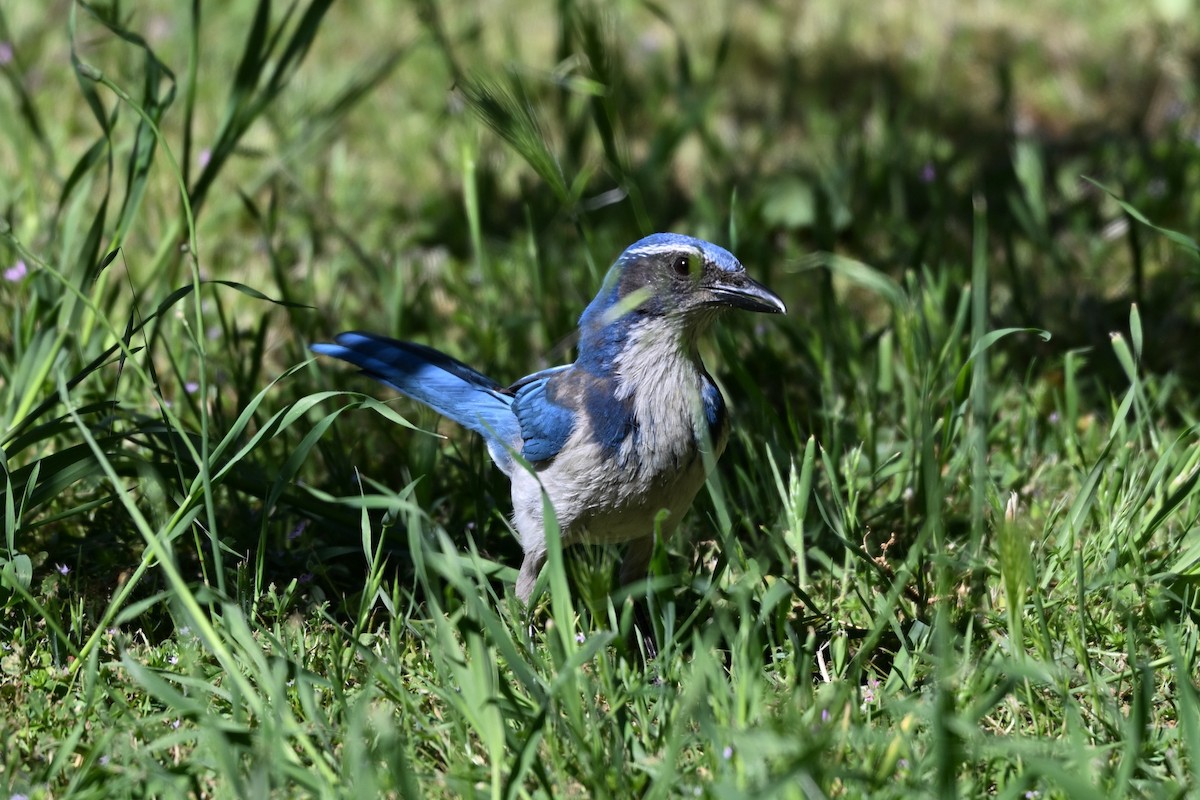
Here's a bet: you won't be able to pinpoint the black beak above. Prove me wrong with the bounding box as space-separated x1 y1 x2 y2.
708 272 787 314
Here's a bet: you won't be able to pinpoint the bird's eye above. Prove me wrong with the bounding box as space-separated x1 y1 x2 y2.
671 255 692 277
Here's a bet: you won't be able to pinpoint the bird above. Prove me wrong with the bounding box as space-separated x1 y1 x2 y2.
312 233 785 617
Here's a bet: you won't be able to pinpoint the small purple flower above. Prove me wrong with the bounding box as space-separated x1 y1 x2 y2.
722 745 734 759
298 572 314 584
4 260 27 282
920 162 936 183
172 718 181 729
99 755 111 766
168 654 179 665
575 632 586 644
288 519 309 541
56 563 71 575
198 148 212 169
820 708 831 722
1048 411 1061 425
184 381 200 394
0 41 13 65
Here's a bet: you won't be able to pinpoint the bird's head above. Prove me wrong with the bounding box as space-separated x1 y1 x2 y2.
576 233 785 368
581 232 784 328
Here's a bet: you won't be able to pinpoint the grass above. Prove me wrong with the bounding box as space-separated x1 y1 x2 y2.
2 0 1200 797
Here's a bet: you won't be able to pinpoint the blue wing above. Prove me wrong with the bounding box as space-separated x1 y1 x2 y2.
509 366 578 464
700 375 727 439
312 332 522 470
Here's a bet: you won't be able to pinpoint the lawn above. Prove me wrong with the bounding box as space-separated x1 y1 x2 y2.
2 1 1200 797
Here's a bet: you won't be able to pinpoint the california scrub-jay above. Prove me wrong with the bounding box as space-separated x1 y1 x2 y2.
313 233 785 607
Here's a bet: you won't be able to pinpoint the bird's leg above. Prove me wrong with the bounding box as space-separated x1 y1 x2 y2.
620 536 659 663
516 547 546 605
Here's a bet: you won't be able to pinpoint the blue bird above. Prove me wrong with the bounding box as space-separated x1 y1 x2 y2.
312 233 785 607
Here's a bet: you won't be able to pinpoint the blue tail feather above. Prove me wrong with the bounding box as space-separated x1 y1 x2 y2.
311 332 521 467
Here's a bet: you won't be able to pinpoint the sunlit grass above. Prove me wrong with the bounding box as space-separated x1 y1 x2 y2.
2 1 1200 797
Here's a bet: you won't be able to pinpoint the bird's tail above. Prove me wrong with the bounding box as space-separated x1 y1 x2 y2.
311 332 521 468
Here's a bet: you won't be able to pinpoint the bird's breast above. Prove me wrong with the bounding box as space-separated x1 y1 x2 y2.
609 330 728 476
513 325 731 546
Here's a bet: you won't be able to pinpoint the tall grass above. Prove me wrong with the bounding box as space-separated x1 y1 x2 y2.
2 1 1200 797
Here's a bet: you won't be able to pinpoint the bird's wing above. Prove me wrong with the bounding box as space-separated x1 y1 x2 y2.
509 366 578 464
311 332 520 450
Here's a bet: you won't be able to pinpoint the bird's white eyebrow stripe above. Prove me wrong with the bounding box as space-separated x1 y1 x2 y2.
624 243 702 258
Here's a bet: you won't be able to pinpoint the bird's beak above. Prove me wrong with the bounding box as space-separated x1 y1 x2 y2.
708 272 787 314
